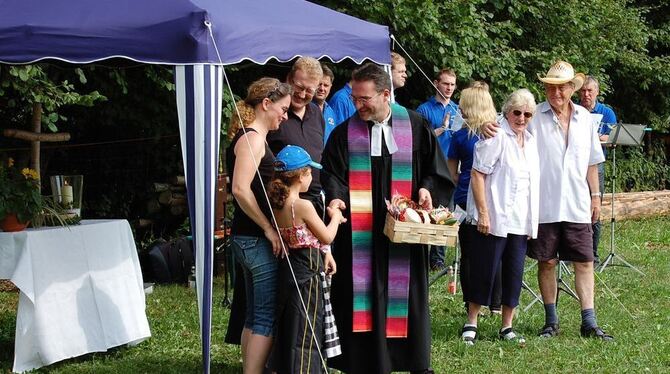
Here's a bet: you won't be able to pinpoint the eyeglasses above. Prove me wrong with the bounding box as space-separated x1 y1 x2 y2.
291 81 316 96
349 92 382 105
512 110 533 119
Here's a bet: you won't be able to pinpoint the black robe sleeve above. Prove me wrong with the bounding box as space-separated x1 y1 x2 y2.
409 110 454 206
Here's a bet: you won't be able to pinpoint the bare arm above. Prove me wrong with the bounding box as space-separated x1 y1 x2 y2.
232 133 281 254
447 158 460 186
300 200 346 245
587 164 601 223
470 169 490 235
480 121 500 139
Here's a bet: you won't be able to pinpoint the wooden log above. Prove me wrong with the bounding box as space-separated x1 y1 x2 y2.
152 183 170 192
602 190 670 204
3 128 71 142
170 175 186 186
146 199 161 215
169 197 187 207
158 190 187 206
136 219 154 228
170 204 187 216
158 191 173 205
600 190 670 220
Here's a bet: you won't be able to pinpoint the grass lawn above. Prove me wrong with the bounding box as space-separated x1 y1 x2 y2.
2 216 670 373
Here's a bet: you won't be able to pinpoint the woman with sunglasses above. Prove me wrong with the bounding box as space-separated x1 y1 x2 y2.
461 88 540 345
226 77 292 374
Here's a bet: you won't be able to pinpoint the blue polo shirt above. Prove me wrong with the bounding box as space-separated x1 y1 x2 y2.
591 102 617 136
321 101 337 144
447 128 480 206
328 83 356 126
416 96 459 156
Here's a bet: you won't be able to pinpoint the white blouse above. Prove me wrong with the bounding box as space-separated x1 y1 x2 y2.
466 118 540 238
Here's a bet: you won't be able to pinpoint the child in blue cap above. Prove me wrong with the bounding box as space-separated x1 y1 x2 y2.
268 145 346 372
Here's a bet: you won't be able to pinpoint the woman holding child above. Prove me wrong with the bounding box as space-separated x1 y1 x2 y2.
226 77 292 374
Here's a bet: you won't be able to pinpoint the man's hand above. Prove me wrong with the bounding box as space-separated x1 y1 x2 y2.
434 127 446 137
329 198 346 211
481 121 500 139
418 188 433 210
591 196 601 223
442 113 451 128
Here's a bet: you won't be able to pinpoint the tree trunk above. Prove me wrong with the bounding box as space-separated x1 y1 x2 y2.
31 103 42 178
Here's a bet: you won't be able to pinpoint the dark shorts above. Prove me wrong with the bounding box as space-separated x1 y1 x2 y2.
527 222 594 262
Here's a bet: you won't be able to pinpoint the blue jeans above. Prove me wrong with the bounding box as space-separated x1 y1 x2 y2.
231 235 278 337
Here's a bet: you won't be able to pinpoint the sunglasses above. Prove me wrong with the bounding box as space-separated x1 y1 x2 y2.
512 110 533 119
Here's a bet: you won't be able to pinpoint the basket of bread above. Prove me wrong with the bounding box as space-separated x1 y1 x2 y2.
383 194 459 246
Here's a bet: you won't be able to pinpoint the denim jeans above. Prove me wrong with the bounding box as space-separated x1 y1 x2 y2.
231 235 278 337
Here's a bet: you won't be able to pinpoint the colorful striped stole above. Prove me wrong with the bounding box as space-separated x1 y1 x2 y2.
348 103 413 338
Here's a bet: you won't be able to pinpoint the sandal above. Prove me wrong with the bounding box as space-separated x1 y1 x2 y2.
580 326 614 341
461 325 477 345
499 327 526 345
538 323 560 338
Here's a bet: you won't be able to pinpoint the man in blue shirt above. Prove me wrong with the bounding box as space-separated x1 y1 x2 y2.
417 69 460 157
328 80 356 127
314 64 337 144
417 68 459 270
579 75 617 264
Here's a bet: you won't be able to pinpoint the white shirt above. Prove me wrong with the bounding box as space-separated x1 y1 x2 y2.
370 108 397 156
529 102 605 224
466 118 540 238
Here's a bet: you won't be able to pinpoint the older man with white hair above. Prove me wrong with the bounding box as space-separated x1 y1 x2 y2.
482 60 613 341
531 61 612 340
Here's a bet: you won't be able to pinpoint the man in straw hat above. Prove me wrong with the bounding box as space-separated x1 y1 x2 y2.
482 60 613 340
531 60 612 340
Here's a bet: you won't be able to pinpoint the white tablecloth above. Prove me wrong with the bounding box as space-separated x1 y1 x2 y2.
0 220 151 373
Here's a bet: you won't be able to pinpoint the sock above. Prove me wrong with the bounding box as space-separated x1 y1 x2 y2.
581 308 597 330
544 303 558 326
464 323 477 328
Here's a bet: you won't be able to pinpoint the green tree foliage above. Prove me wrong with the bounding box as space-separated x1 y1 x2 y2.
0 65 105 132
316 0 670 132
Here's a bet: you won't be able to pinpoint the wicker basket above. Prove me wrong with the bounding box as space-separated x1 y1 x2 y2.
383 213 458 246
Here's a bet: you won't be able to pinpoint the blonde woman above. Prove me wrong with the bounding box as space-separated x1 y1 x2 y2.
461 89 540 345
447 85 501 316
226 77 292 374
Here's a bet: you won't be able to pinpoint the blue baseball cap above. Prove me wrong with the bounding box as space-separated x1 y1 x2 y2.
274 145 322 171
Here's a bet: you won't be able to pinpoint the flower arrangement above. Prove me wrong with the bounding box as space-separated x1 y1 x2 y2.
0 158 43 225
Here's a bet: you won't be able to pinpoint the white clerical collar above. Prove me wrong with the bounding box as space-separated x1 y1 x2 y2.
370 107 397 156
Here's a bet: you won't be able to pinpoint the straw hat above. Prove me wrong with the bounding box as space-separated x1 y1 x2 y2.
537 60 585 91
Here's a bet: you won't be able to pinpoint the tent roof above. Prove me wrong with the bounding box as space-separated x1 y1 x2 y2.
0 0 391 65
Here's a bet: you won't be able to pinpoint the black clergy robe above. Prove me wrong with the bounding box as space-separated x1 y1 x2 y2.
321 108 453 374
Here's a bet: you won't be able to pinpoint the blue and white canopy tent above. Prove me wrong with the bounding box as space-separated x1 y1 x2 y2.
0 0 390 371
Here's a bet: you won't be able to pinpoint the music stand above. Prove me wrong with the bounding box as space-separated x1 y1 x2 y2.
598 123 647 275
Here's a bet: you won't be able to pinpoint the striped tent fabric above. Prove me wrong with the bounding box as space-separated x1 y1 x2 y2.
175 64 223 374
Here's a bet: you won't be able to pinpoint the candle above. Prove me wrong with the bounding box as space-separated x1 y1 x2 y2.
62 183 74 206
